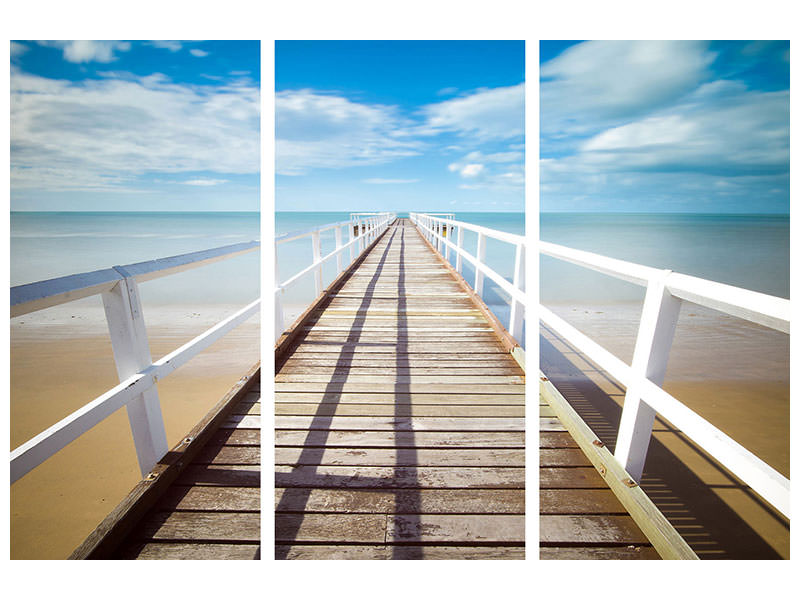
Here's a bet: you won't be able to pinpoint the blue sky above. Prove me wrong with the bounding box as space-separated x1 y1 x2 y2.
275 41 524 212
540 40 789 213
10 40 260 211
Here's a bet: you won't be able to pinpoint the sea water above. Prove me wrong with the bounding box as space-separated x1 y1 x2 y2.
540 213 789 304
275 211 526 339
10 212 260 307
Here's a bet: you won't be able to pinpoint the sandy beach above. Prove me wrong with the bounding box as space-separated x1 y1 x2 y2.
10 301 259 559
541 301 789 558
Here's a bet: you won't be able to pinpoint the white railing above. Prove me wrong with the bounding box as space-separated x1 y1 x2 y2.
10 241 260 484
539 240 790 518
409 212 526 345
275 212 396 340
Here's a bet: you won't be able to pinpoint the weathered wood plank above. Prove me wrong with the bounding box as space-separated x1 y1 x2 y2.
194 445 260 465
275 430 525 448
275 447 524 467
540 546 658 560
539 467 608 489
276 465 524 488
539 489 627 515
275 392 525 404
540 448 592 467
158 486 260 512
275 488 525 513
540 515 650 545
136 512 259 542
276 545 524 560
274 403 525 417
275 416 525 431
177 465 260 487
120 542 260 560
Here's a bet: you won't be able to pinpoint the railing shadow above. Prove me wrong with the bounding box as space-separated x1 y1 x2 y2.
275 225 400 559
392 221 423 559
540 327 786 559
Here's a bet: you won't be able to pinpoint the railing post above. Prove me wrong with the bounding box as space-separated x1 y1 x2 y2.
101 269 168 476
349 220 355 264
456 225 464 273
311 230 323 295
509 243 525 341
614 270 682 481
335 225 343 274
474 232 486 296
444 223 451 262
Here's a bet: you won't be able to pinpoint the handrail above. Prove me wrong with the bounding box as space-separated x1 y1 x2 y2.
409 212 526 345
275 212 396 340
539 240 790 518
10 242 260 484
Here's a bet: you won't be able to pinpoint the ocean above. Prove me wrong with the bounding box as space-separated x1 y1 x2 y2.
10 211 260 306
540 213 789 303
275 211 526 338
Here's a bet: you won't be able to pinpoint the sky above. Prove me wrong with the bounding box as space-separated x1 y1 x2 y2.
275 40 525 213
540 40 790 213
10 40 260 211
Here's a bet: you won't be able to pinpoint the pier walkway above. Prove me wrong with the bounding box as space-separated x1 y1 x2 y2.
275 218 525 559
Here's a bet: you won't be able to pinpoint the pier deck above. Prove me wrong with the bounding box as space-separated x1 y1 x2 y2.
71 366 261 560
275 218 525 559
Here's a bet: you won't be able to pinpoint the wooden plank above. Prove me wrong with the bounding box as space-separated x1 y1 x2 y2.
136 512 259 542
275 383 523 393
540 448 592 467
276 465 524 488
177 464 260 487
275 430 525 448
276 513 387 544
539 489 627 515
275 488 525 513
274 374 524 384
276 545 524 560
540 546 659 560
158 486 260 511
539 467 608 489
540 515 650 545
274 404 525 417
119 542 260 560
194 445 260 465
275 447 524 467
388 515 525 543
275 416 525 431
275 392 525 405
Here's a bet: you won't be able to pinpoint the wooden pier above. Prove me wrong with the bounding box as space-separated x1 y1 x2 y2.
70 366 261 559
275 218 525 559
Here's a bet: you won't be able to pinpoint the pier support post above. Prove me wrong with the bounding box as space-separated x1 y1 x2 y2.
615 270 682 481
509 243 525 341
102 269 168 476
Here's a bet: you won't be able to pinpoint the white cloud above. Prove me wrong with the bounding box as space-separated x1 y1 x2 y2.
190 49 210 58
181 178 229 186
10 42 29 58
362 178 419 184
276 90 421 175
459 163 484 177
420 83 524 141
10 69 259 192
38 41 132 63
150 41 182 52
579 88 789 176
541 41 714 141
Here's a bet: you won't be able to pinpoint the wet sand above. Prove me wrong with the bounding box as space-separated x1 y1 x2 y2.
10 303 259 559
541 302 789 559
